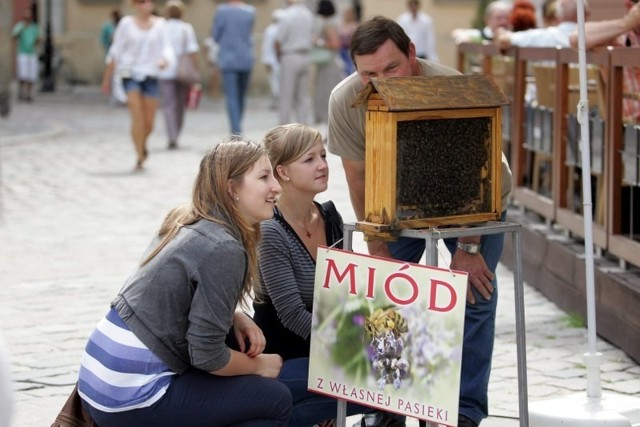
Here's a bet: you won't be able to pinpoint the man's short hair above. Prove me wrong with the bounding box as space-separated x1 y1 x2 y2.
165 0 184 19
350 16 411 67
317 0 335 17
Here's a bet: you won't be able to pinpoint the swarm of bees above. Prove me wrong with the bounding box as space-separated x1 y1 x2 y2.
396 118 491 217
364 307 408 340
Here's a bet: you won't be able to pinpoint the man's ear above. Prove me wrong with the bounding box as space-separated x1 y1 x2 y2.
408 41 417 63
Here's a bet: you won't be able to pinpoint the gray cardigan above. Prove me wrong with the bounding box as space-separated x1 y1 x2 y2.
112 220 247 374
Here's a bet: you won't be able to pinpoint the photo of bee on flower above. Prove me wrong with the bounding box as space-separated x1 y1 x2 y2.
365 307 411 390
309 250 468 419
325 297 461 394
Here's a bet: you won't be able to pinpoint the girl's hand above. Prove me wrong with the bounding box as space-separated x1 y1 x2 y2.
233 312 266 357
254 353 283 379
101 78 111 96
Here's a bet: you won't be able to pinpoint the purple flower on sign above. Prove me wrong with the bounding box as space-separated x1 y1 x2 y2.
365 308 411 390
352 314 365 326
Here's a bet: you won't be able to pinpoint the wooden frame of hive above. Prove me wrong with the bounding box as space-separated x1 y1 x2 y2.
353 75 508 239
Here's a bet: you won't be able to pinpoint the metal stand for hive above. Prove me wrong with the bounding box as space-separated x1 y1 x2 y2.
335 221 529 427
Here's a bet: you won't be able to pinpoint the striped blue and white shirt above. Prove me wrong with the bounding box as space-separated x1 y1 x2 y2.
78 308 176 412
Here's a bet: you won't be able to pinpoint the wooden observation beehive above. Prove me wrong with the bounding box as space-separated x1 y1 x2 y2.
354 75 508 239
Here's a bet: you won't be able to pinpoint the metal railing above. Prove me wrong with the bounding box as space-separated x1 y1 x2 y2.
457 42 640 268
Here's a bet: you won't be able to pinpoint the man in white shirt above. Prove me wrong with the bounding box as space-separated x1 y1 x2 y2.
396 0 439 61
276 0 314 124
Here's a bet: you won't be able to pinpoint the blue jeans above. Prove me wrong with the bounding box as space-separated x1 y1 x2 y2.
279 358 376 426
83 368 292 426
387 212 507 425
122 77 160 98
221 69 251 135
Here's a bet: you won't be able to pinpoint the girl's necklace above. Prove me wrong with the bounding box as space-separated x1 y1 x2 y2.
280 206 314 239
288 217 313 239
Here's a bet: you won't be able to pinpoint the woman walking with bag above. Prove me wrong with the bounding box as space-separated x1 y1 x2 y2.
102 0 172 171
76 139 292 426
159 0 200 150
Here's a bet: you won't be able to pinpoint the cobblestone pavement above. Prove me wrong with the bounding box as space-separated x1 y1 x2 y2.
1 87 639 426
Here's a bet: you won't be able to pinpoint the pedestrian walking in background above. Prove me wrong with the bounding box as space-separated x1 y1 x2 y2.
76 140 292 426
262 9 285 110
276 0 314 125
397 0 439 61
100 9 122 55
158 0 200 150
101 0 173 171
212 0 256 135
101 8 127 106
312 0 343 125
11 8 40 102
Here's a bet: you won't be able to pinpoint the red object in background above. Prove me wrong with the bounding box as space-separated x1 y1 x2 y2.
186 84 202 110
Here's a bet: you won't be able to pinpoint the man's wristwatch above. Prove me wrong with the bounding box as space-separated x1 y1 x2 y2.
456 241 481 255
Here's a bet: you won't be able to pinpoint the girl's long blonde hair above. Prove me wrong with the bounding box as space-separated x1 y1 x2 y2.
142 139 266 305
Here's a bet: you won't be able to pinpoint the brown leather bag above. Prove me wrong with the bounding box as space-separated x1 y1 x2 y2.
50 383 97 427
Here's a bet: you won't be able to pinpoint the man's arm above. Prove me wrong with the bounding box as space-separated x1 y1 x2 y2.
275 40 282 62
569 3 640 49
341 158 366 221
494 27 514 50
341 158 391 257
